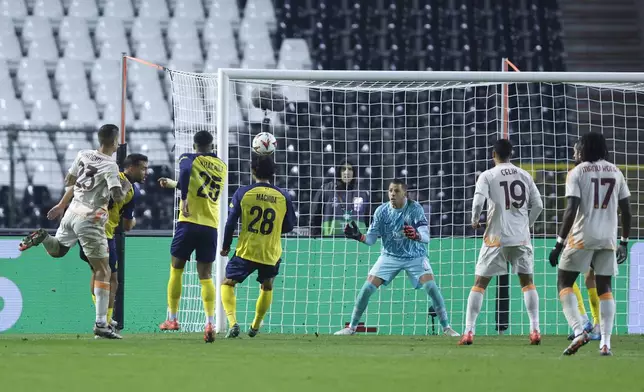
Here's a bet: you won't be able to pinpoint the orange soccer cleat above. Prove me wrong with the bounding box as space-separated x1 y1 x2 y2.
458 331 473 346
529 330 541 345
204 322 215 343
159 319 180 331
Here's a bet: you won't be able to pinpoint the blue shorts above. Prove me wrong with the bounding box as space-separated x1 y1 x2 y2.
368 255 433 289
226 255 281 284
170 222 218 263
80 238 118 273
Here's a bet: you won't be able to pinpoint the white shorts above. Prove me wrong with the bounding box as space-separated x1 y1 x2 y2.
475 245 534 277
559 248 618 276
368 255 433 289
55 210 109 259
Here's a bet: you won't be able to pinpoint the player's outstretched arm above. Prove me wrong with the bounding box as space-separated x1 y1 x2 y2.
549 196 580 266
158 178 177 189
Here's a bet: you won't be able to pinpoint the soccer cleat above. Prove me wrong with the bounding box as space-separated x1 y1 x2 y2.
159 319 180 331
458 331 473 345
18 229 48 251
94 322 122 339
248 327 259 338
599 345 613 356
225 323 240 338
567 320 593 341
443 326 461 337
333 327 356 336
529 330 541 345
590 324 601 341
563 332 590 356
204 323 215 343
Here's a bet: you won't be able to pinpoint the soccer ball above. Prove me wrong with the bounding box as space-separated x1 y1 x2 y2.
252 132 277 155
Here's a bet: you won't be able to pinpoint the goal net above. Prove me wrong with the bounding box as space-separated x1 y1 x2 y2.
167 68 644 335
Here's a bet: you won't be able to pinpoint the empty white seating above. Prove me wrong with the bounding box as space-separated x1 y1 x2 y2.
137 0 170 21
63 141 91 166
278 38 312 70
21 80 53 107
54 131 89 150
131 17 162 44
0 83 15 100
0 31 22 63
98 38 131 60
103 0 135 20
135 98 171 129
29 99 62 128
17 58 48 86
204 57 239 73
129 134 168 164
58 78 90 108
132 78 165 108
59 17 90 46
65 100 99 128
90 59 120 88
103 100 135 124
0 161 27 194
0 59 10 86
94 81 122 107
0 131 7 155
32 0 64 22
0 0 27 23
243 0 277 32
167 59 197 73
170 42 203 67
19 132 57 159
208 0 240 30
67 0 99 21
127 60 161 85
134 38 167 64
167 17 199 46
202 21 235 47
238 18 271 51
95 17 127 47
0 98 25 125
206 40 239 68
173 0 205 21
241 51 276 69
22 16 53 46
0 15 13 37
55 58 86 87
32 160 64 194
63 35 96 63
27 35 59 64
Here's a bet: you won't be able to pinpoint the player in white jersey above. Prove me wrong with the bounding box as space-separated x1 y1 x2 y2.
549 132 631 356
460 139 543 346
19 124 131 339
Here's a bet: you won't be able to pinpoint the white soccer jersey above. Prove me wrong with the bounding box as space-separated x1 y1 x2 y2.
565 160 630 250
474 163 542 247
68 150 121 212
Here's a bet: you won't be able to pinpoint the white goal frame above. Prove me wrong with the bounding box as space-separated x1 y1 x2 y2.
214 69 644 333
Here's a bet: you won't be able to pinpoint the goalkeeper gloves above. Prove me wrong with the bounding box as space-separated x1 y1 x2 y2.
403 223 420 241
344 221 365 242
617 238 628 265
548 237 565 267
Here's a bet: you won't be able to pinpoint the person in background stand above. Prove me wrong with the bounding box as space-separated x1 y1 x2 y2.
310 159 370 237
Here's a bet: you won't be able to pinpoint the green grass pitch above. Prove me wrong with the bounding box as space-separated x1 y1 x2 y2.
1 334 643 391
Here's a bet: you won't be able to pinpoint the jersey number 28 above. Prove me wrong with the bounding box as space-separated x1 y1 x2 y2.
197 171 222 202
248 206 276 235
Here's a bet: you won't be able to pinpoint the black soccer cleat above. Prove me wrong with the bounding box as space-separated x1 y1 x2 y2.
248 327 259 338
225 323 240 339
563 332 590 356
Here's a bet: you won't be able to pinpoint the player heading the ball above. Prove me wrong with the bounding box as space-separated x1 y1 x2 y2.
460 139 543 346
549 132 632 356
220 154 296 338
158 130 227 343
335 179 460 337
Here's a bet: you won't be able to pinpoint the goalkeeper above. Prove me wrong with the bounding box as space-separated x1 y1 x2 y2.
334 179 460 336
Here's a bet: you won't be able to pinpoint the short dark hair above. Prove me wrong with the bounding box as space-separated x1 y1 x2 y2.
97 124 119 146
578 132 609 163
493 138 513 161
123 153 148 168
193 131 214 149
389 178 407 191
252 154 275 180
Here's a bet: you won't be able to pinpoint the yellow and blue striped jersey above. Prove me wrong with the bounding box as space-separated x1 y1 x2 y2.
177 152 227 229
222 183 296 265
105 172 140 239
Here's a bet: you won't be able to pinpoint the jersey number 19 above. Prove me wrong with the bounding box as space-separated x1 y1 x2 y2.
500 180 526 209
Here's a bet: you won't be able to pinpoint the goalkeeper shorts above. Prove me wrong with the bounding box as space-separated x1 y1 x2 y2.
368 255 432 289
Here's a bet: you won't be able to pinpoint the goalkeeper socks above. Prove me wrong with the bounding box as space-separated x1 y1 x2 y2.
572 282 589 323
42 234 60 256
350 281 377 329
423 280 449 328
221 284 237 326
465 287 484 334
94 280 110 324
560 287 584 336
522 284 540 332
599 292 615 349
588 287 600 326
251 289 273 330
167 265 184 320
199 278 216 324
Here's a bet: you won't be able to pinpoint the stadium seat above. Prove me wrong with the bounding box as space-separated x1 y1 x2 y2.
32 0 64 22
206 39 240 68
241 51 276 69
0 15 13 36
135 98 172 129
238 19 271 52
0 59 11 87
98 39 131 61
95 17 127 47
90 59 120 88
129 136 170 165
278 38 312 70
27 35 59 65
65 100 99 128
166 59 197 73
29 99 62 128
62 35 96 63
0 0 27 23
21 80 53 108
55 59 86 88
0 30 22 64
0 98 25 126
170 42 204 68
103 100 135 124
17 58 48 86
102 0 135 20
243 0 278 32
94 80 122 107
58 17 90 47
137 0 170 21
134 38 167 65
131 17 163 44
67 0 99 21
132 78 165 109
54 131 90 150
127 60 161 86
202 20 235 48
18 132 57 160
172 0 206 21
32 162 64 195
167 17 199 46
1 160 27 198
58 77 91 108
208 0 241 29
21 16 53 46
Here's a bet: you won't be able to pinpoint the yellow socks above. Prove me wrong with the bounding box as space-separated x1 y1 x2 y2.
200 278 215 324
572 282 587 318
220 284 237 326
588 287 600 325
251 289 273 330
107 308 113 323
167 265 184 320
91 294 96 305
